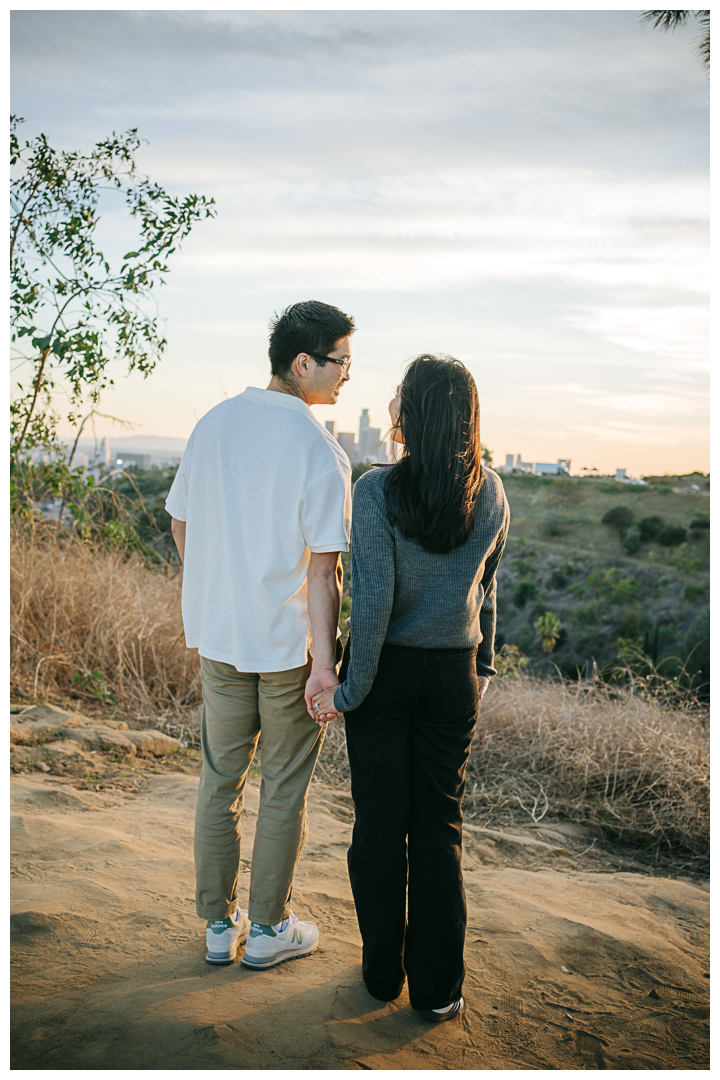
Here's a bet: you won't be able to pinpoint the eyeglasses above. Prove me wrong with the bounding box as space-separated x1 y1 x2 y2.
309 352 352 375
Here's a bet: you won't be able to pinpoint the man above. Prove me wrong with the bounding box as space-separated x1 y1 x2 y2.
166 300 354 969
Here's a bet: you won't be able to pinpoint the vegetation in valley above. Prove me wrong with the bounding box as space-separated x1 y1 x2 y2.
493 473 710 698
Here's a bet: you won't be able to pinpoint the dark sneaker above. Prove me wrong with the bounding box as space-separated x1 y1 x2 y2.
416 997 465 1022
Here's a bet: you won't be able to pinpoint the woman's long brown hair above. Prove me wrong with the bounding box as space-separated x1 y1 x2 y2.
385 354 485 554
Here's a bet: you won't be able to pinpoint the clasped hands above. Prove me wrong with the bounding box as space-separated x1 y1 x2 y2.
304 666 342 728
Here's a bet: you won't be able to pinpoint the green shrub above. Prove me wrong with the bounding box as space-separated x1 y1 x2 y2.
513 579 537 608
549 568 567 589
568 582 586 598
639 515 664 540
684 582 707 602
602 505 635 530
616 605 650 640
657 524 687 547
514 558 534 576
572 599 604 623
586 568 604 593
621 526 641 554
690 516 709 530
670 544 702 574
609 579 639 604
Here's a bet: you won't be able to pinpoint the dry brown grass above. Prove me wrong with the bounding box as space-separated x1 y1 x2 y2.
463 674 709 868
11 523 709 870
10 521 200 717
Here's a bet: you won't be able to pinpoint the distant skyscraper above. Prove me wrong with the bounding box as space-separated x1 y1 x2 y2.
325 420 336 438
337 432 357 462
357 409 389 464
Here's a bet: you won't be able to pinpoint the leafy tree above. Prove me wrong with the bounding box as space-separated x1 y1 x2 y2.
641 10 710 69
657 524 688 547
513 579 537 609
601 505 634 530
481 444 493 467
639 514 664 540
10 116 215 515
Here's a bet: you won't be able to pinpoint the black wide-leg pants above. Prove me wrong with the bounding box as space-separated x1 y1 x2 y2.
343 642 479 1012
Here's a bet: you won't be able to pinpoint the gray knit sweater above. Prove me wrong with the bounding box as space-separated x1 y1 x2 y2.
334 465 510 714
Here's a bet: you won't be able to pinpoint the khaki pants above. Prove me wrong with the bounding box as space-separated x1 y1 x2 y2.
195 655 325 925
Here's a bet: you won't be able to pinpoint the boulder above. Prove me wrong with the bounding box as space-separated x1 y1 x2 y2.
16 704 75 723
10 719 65 744
64 728 137 756
41 740 92 762
124 729 182 757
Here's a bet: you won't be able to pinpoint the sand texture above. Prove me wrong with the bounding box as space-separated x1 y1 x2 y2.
11 771 709 1070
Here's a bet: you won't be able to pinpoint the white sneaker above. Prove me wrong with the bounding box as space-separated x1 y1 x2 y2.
205 906 250 965
240 909 319 969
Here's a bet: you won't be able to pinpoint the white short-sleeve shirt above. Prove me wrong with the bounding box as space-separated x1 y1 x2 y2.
165 387 351 673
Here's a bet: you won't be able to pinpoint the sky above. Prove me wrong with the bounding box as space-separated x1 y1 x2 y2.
10 4 710 476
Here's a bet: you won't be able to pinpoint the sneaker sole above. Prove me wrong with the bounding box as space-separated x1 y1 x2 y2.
240 939 319 970
205 930 250 965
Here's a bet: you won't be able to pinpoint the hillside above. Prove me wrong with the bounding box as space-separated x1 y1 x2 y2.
494 474 710 689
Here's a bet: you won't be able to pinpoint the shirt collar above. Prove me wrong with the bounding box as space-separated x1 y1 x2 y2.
241 386 313 416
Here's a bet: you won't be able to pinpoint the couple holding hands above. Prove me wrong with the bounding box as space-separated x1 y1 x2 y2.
167 300 508 1022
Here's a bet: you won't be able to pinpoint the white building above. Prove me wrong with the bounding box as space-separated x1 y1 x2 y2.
500 454 570 476
535 460 571 476
614 468 646 486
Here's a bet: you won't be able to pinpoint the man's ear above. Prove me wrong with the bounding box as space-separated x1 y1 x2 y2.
292 353 312 381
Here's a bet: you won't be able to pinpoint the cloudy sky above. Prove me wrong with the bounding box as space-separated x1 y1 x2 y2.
11 5 709 475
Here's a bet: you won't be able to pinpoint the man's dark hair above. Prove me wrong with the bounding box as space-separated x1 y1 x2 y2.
268 301 355 380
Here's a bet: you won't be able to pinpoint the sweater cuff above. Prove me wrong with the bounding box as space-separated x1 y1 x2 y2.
333 685 349 713
476 657 497 679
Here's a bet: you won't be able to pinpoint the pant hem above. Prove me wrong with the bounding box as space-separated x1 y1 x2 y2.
248 904 290 927
196 900 239 921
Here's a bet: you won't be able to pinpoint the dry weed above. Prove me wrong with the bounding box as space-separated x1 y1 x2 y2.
10 521 200 716
463 673 708 868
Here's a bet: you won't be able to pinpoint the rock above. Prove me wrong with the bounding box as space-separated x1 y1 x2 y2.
64 728 137 756
35 762 51 773
42 740 93 762
61 716 129 731
124 729 182 756
9 719 65 744
18 704 75 723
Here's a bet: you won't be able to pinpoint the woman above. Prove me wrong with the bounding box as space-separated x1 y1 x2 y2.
312 355 509 1022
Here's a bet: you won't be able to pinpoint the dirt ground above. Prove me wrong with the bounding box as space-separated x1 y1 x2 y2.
10 751 709 1071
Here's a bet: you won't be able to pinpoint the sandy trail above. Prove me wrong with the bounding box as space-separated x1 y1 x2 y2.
11 772 709 1070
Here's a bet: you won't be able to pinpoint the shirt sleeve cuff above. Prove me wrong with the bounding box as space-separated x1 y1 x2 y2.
308 541 349 553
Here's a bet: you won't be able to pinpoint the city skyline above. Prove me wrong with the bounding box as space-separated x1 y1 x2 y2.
11 8 709 477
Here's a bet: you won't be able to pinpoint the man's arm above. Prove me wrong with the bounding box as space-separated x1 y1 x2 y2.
171 518 186 564
304 551 343 716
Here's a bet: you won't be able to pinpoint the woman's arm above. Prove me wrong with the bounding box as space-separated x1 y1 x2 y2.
476 500 510 679
332 475 396 715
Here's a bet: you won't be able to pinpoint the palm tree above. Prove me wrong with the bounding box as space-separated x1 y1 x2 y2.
641 10 710 69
